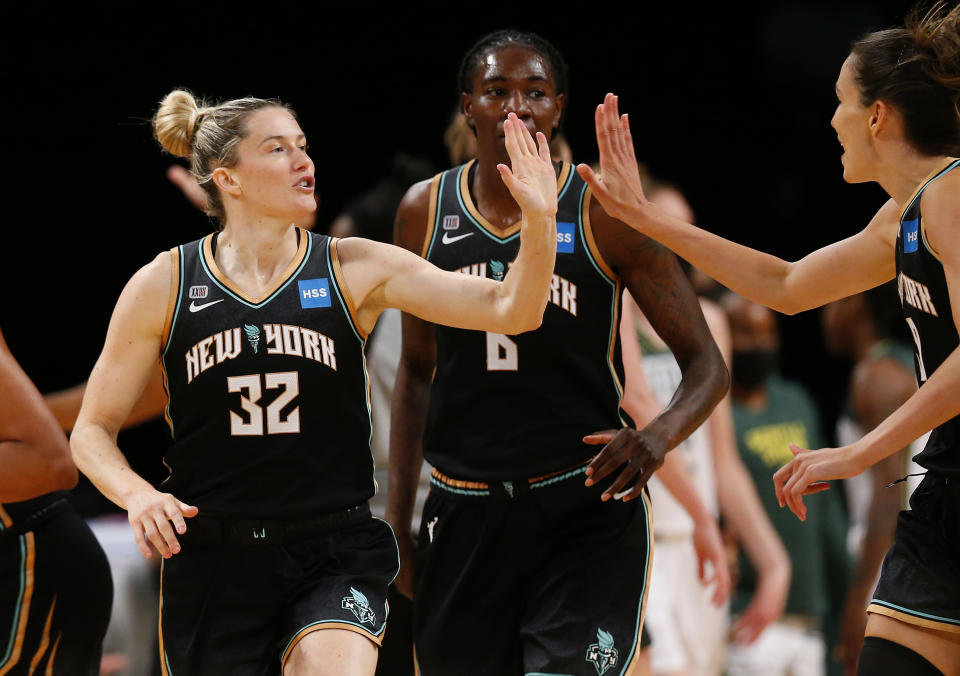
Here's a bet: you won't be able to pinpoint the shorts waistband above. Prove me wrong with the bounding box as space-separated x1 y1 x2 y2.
0 496 70 539
178 503 371 547
430 459 592 499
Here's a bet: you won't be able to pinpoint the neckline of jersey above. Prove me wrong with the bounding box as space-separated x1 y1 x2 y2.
898 157 960 222
457 159 573 242
200 227 311 307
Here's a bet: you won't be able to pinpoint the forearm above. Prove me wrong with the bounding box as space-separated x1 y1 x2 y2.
497 214 557 332
642 354 728 453
717 459 789 577
631 204 798 312
70 422 155 509
383 360 430 536
656 450 713 524
853 349 960 469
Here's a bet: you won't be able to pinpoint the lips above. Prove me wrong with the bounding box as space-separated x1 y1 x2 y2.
294 175 315 192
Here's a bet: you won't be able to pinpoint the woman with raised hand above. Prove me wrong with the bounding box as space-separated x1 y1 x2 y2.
579 4 960 674
69 90 557 676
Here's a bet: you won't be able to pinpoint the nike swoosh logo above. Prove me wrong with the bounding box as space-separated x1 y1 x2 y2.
442 232 474 244
189 299 225 312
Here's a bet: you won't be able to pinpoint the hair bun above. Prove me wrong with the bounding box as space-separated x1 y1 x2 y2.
153 90 205 158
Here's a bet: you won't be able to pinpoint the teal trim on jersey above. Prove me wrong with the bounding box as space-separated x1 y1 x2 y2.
577 184 616 284
557 163 575 201
870 599 960 627
198 234 313 309
454 164 521 245
161 244 187 440
429 476 490 496
324 239 377 494
1 536 26 668
618 493 652 676
529 465 588 489
425 172 448 260
901 158 960 224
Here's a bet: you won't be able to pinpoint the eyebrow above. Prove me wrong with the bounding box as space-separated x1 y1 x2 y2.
481 73 549 84
259 134 306 146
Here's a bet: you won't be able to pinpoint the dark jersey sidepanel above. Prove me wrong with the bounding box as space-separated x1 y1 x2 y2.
422 161 625 479
896 159 960 477
161 232 374 518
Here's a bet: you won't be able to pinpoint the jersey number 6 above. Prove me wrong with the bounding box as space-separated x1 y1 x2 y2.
227 371 301 435
486 332 518 371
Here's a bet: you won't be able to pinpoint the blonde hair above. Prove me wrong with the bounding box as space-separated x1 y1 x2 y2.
152 89 291 223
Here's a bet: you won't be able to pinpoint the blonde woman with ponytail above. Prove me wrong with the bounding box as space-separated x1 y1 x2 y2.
580 3 960 674
70 89 558 676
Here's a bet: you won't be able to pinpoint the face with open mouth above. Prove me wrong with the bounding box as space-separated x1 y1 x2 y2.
830 55 876 184
221 106 318 223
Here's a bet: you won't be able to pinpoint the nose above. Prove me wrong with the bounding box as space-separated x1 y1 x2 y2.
504 90 532 119
293 146 313 173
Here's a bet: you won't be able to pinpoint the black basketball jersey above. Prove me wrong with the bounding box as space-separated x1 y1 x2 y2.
421 160 627 479
896 158 960 476
160 230 375 518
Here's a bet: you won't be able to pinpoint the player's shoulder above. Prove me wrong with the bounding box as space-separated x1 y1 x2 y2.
396 175 444 254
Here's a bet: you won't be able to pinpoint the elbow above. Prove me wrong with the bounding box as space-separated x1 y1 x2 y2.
51 460 79 491
502 306 546 335
708 355 731 406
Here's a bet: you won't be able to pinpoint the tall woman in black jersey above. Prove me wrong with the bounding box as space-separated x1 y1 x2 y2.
69 90 559 676
579 4 960 674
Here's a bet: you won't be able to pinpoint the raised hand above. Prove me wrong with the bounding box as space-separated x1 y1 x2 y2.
125 487 198 559
496 112 558 222
773 443 856 521
582 427 669 502
576 93 649 225
167 165 207 211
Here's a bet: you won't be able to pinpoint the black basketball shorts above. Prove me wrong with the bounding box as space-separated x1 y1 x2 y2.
159 504 399 676
413 462 652 676
869 472 960 633
0 498 112 675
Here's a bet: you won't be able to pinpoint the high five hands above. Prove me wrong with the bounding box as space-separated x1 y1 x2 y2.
575 93 650 226
497 112 559 222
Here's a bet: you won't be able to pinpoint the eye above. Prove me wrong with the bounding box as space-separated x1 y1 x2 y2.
529 90 546 99
486 87 506 97
271 145 285 153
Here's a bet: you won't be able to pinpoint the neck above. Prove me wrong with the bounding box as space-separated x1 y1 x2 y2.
471 145 525 227
217 215 298 279
875 145 953 207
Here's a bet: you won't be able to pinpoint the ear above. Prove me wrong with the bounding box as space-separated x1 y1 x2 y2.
461 92 475 130
869 100 889 138
212 167 242 197
552 93 565 131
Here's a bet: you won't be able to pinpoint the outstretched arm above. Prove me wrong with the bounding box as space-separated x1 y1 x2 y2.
0 329 78 501
71 253 198 560
339 114 557 336
577 94 896 315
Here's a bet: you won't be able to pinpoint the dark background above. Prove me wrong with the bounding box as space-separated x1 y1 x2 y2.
5 2 917 512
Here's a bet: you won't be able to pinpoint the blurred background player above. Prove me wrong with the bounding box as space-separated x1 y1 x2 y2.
623 176 790 676
0 327 112 675
721 293 851 676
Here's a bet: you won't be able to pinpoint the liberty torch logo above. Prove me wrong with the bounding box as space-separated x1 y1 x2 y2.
342 587 376 626
586 628 619 675
244 324 260 354
489 259 505 282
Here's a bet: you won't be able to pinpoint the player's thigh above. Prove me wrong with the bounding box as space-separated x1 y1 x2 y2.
283 628 377 676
